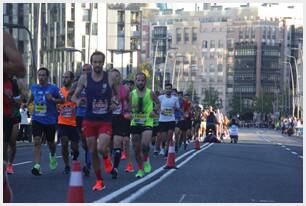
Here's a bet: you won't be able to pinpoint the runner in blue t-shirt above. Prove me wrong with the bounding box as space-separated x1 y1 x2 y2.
27 67 64 176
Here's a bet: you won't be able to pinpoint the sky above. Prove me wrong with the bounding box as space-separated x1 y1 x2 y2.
168 2 303 25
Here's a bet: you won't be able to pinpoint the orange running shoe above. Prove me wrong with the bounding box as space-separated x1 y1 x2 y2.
103 157 113 173
92 179 106 191
121 151 126 160
125 162 134 173
6 163 14 174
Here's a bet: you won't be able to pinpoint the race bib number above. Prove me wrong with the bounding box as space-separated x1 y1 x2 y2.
35 103 47 116
113 104 122 115
162 108 173 116
61 105 74 118
134 113 146 125
92 99 108 114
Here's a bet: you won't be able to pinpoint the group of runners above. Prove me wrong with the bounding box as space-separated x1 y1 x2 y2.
4 48 234 192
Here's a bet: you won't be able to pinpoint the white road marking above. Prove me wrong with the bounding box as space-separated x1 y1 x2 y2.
286 148 291 151
277 143 282 145
291 152 297 155
120 144 214 203
13 155 62 166
178 194 186 203
299 156 303 159
95 143 210 203
281 145 286 148
13 161 33 166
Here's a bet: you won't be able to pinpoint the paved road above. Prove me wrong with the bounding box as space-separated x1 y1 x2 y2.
8 128 303 203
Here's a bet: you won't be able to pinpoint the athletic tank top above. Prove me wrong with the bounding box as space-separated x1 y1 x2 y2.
130 88 153 127
58 87 77 126
112 85 126 115
84 72 112 122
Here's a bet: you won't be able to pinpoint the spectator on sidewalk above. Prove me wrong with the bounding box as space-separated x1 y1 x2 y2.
18 103 31 142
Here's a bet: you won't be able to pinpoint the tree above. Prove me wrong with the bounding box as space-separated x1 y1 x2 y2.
201 87 222 109
229 95 241 117
253 92 273 114
127 61 158 90
185 83 199 101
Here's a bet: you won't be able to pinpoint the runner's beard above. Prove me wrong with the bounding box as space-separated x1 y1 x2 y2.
137 84 145 91
94 66 102 74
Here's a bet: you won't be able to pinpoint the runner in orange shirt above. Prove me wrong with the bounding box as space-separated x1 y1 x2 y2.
58 71 79 174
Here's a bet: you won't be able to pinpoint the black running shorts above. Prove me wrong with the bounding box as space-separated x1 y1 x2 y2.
57 124 80 142
32 120 56 142
158 121 176 133
112 114 131 137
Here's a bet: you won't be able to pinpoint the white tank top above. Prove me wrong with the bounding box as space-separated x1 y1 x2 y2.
158 95 180 122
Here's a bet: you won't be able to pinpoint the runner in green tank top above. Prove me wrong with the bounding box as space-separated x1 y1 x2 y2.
130 72 160 178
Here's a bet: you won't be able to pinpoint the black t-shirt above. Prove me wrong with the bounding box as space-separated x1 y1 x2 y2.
206 113 217 124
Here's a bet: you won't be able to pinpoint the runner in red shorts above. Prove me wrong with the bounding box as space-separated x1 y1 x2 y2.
72 51 114 191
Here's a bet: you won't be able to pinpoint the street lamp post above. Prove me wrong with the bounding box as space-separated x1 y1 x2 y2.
287 55 299 118
4 23 37 84
284 61 295 117
163 47 178 90
152 40 159 92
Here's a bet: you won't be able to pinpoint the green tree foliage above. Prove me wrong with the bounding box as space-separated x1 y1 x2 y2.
185 84 199 101
229 95 241 117
127 61 159 90
201 87 222 109
253 92 273 114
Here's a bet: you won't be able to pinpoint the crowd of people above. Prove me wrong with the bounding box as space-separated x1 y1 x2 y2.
4 41 238 195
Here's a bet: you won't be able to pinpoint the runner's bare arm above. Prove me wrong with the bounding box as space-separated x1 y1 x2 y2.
67 81 78 100
124 87 131 112
3 31 26 78
151 91 160 112
71 74 86 105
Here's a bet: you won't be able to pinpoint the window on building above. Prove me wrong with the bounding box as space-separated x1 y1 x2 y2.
83 9 90 21
192 27 198 42
92 23 97 35
209 64 215 72
202 40 208 48
262 27 266 38
81 3 86 8
176 28 182 43
71 7 75 20
94 3 98 8
184 28 189 43
239 29 243 39
217 64 222 72
268 28 271 39
118 11 125 23
210 40 215 48
251 27 255 38
82 36 86 48
85 23 90 35
218 40 223 48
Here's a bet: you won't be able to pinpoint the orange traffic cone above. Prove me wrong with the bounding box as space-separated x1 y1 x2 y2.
164 143 178 169
67 160 84 203
194 139 200 150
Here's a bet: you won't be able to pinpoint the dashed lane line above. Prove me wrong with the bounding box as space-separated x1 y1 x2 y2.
120 143 214 203
95 143 211 203
13 155 62 166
